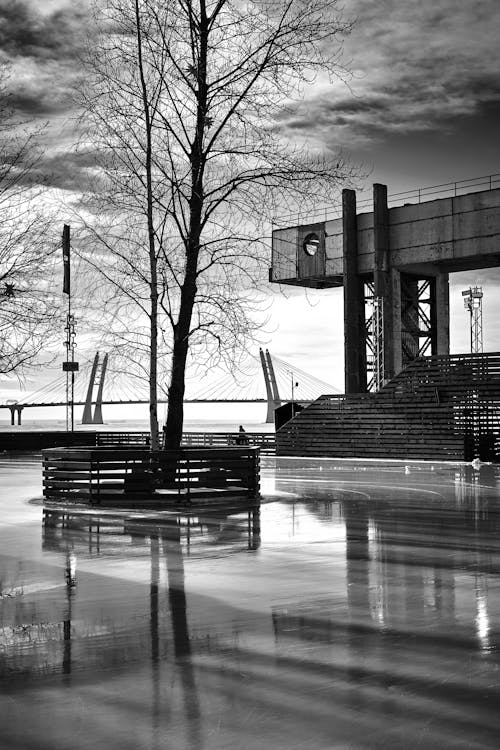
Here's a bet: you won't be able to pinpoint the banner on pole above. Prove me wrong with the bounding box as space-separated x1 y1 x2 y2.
62 224 70 295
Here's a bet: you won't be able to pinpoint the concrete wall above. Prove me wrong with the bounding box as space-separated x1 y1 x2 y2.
271 187 500 283
271 226 298 281
388 188 500 270
325 216 342 276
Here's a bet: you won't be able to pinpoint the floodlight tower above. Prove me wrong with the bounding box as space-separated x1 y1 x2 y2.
462 286 483 353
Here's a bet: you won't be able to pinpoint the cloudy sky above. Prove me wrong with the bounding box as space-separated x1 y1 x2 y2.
1 0 499 411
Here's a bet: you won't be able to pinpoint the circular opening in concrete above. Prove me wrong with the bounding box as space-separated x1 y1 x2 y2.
303 233 320 256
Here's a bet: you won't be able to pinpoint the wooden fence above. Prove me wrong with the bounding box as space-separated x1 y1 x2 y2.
276 352 500 461
0 430 275 453
94 430 275 453
42 445 260 506
180 431 275 453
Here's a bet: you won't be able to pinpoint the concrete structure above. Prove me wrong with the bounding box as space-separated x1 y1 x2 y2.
271 185 500 391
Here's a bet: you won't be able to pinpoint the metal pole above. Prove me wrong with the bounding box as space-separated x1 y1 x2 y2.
470 307 473 353
63 224 71 431
65 302 77 431
69 295 74 432
65 305 72 432
62 224 78 432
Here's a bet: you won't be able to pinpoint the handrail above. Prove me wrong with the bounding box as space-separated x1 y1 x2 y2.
272 172 500 227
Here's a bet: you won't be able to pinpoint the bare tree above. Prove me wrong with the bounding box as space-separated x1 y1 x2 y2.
0 64 60 376
79 0 356 449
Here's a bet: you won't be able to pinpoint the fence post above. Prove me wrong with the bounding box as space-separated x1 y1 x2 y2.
89 456 93 504
95 458 100 505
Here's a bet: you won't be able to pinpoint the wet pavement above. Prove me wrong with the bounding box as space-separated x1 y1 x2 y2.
1 454 500 749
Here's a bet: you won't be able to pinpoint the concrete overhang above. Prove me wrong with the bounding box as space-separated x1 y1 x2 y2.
271 187 500 283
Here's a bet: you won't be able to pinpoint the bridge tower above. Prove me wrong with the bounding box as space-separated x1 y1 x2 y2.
260 348 281 422
81 353 99 424
7 403 24 426
81 352 109 425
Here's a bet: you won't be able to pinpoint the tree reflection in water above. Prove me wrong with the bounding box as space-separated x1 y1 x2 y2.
40 503 261 749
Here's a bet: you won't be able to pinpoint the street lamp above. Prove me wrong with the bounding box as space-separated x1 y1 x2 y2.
287 369 299 417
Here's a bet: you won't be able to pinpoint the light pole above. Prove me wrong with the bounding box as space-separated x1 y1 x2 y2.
62 225 79 431
462 286 483 354
288 369 299 418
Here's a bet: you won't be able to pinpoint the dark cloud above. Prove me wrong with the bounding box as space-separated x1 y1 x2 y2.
0 0 88 172
18 146 101 193
0 0 88 62
7 88 70 117
278 0 500 152
2 0 499 195
325 98 387 115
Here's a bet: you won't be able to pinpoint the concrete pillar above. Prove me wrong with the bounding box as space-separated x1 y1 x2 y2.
9 406 15 426
373 183 389 298
16 406 23 425
434 272 450 355
373 184 396 381
343 189 367 393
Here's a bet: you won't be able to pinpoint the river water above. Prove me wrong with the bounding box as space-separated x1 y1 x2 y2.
1 454 499 749
0 417 276 433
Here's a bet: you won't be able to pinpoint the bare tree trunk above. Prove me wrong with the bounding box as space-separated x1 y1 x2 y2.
163 163 203 450
135 0 159 450
164 2 208 450
164 331 189 450
149 277 159 450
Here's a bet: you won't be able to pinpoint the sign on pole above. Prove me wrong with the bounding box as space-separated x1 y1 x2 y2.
62 224 70 295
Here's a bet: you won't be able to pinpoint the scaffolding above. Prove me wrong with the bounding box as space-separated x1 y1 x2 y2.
365 282 385 392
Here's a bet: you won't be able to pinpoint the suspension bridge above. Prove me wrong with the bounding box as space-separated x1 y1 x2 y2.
0 349 338 425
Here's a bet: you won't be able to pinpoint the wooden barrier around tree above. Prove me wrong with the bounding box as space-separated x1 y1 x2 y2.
42 445 260 506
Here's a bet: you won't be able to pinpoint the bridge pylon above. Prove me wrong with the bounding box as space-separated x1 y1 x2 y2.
260 348 282 423
81 353 99 424
81 352 109 425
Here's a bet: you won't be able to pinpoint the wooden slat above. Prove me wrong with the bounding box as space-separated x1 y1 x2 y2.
42 446 260 503
276 352 500 461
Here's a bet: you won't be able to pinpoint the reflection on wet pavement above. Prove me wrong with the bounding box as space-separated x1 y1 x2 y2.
0 455 499 749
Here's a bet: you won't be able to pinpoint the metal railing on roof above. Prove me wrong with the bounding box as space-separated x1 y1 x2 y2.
272 172 500 228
